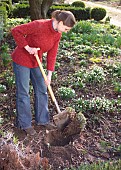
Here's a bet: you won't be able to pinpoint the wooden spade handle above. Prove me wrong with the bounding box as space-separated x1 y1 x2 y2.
35 54 61 113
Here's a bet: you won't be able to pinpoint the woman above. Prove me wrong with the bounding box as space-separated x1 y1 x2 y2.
11 10 76 135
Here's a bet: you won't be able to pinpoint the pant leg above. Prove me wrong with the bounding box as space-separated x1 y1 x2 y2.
13 62 32 129
30 67 50 125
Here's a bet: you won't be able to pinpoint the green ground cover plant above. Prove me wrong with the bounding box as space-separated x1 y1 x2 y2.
76 96 116 113
68 159 121 170
58 86 76 99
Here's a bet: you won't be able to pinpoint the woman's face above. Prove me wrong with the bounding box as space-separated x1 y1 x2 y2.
57 21 72 33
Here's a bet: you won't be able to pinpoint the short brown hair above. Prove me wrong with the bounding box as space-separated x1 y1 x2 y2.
52 10 76 27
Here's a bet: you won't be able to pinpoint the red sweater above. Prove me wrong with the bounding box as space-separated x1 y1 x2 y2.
11 19 61 71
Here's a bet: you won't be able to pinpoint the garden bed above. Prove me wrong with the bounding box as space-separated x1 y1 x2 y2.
0 9 121 170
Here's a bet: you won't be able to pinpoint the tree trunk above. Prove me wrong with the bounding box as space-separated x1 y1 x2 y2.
41 0 53 19
29 0 42 20
119 0 121 5
29 0 53 21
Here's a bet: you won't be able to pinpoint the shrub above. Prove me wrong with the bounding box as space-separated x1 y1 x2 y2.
71 1 85 8
72 7 91 20
0 2 8 26
10 3 30 18
48 6 91 20
52 3 70 7
58 86 75 100
91 7 106 21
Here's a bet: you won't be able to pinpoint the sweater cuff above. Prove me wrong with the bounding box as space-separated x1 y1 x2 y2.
47 66 55 72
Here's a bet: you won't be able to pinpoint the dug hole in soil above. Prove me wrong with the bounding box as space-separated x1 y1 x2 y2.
0 108 86 170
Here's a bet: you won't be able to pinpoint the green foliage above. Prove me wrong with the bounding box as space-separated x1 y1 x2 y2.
4 70 15 87
73 7 91 21
13 135 19 144
115 36 121 48
98 45 119 57
61 21 121 58
83 46 93 54
0 84 6 93
113 81 121 94
0 16 4 41
55 62 60 70
107 63 121 78
58 86 75 100
72 21 92 34
84 65 106 84
74 65 106 88
0 0 12 27
49 6 91 21
3 0 12 14
12 0 19 2
76 160 121 170
52 71 57 79
6 18 30 29
80 60 88 67
71 1 85 8
0 2 7 33
113 63 121 78
10 3 30 18
52 3 70 7
76 96 116 113
0 116 4 125
1 43 11 66
102 34 115 45
91 7 106 21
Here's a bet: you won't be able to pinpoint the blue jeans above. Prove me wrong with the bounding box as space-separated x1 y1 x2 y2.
13 62 50 129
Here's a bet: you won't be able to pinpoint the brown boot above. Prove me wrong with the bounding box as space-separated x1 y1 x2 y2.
37 122 56 130
44 123 57 130
24 127 36 136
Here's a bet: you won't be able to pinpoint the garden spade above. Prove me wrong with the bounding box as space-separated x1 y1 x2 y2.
35 54 74 130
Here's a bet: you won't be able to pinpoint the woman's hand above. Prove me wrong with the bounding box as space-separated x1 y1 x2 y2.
24 45 40 55
45 70 52 86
